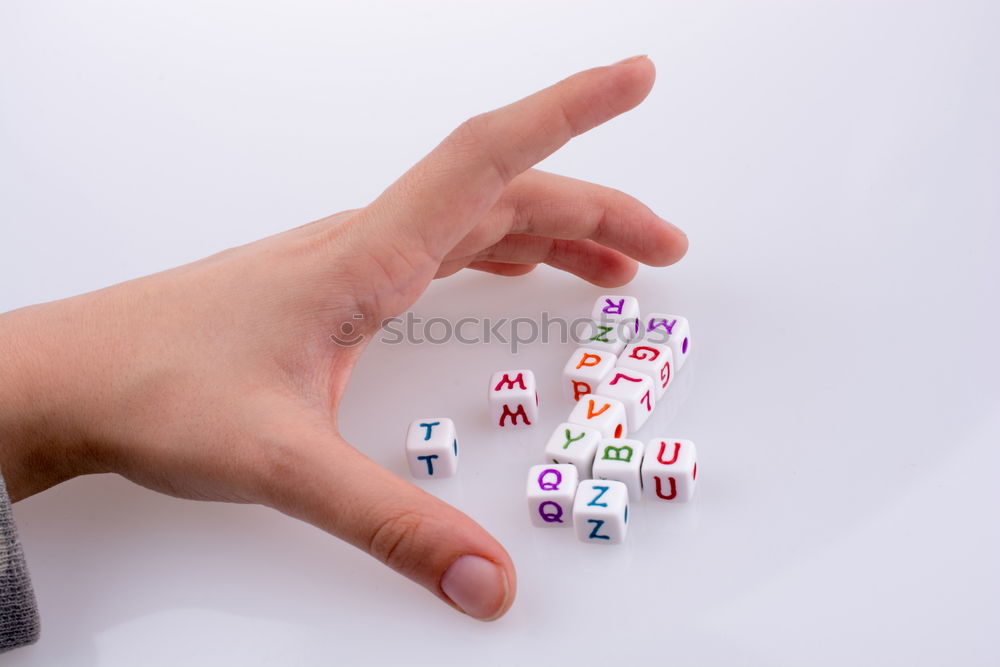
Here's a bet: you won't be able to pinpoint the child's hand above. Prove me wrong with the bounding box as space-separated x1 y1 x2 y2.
0 56 686 620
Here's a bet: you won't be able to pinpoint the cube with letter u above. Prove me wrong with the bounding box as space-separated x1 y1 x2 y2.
641 438 697 502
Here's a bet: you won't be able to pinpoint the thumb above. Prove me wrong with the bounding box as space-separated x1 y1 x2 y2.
261 428 516 621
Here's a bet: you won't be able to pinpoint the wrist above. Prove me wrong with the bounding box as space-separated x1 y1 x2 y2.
0 301 108 501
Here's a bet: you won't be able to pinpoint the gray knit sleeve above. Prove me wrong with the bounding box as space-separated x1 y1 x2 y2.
0 468 40 652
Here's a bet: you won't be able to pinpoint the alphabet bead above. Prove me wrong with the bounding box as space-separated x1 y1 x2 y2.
591 296 640 336
573 479 630 545
543 422 603 478
641 438 697 502
643 313 691 370
526 464 580 528
488 369 538 428
591 438 646 501
562 347 617 402
618 342 674 400
567 394 629 440
404 418 458 479
595 369 656 432
581 319 632 356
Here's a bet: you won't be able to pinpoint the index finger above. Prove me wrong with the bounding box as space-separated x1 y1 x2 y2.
361 56 656 261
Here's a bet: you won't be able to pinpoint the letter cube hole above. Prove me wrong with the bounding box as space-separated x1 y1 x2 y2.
643 313 691 371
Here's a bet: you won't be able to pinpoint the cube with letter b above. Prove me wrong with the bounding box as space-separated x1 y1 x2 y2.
591 438 645 501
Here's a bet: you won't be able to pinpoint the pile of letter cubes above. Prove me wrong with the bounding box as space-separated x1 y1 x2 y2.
404 295 697 545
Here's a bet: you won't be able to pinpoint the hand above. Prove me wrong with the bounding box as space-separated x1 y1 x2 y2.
0 56 686 620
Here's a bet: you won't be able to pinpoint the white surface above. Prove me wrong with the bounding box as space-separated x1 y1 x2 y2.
2 1 999 665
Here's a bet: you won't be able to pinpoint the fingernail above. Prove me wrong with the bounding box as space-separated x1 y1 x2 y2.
441 555 509 621
614 54 648 65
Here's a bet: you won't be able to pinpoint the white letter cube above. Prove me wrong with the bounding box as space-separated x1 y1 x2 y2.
595 369 656 432
488 369 538 428
618 342 674 400
567 394 628 440
562 347 617 402
591 295 640 325
644 313 691 370
641 438 697 502
405 418 458 479
591 438 646 501
573 479 629 545
581 319 633 355
542 422 602 478
526 464 579 527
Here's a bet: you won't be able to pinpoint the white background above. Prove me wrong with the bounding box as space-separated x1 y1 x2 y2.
2 1 999 665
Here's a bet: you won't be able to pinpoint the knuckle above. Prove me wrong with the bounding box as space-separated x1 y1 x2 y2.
367 509 429 573
451 113 490 149
447 114 514 184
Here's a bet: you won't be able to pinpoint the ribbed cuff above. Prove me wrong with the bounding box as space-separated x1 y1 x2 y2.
0 468 40 652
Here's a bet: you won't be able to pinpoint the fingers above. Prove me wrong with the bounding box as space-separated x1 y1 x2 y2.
442 236 637 287
500 170 688 266
356 56 656 262
259 428 515 621
466 261 538 277
439 168 688 274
